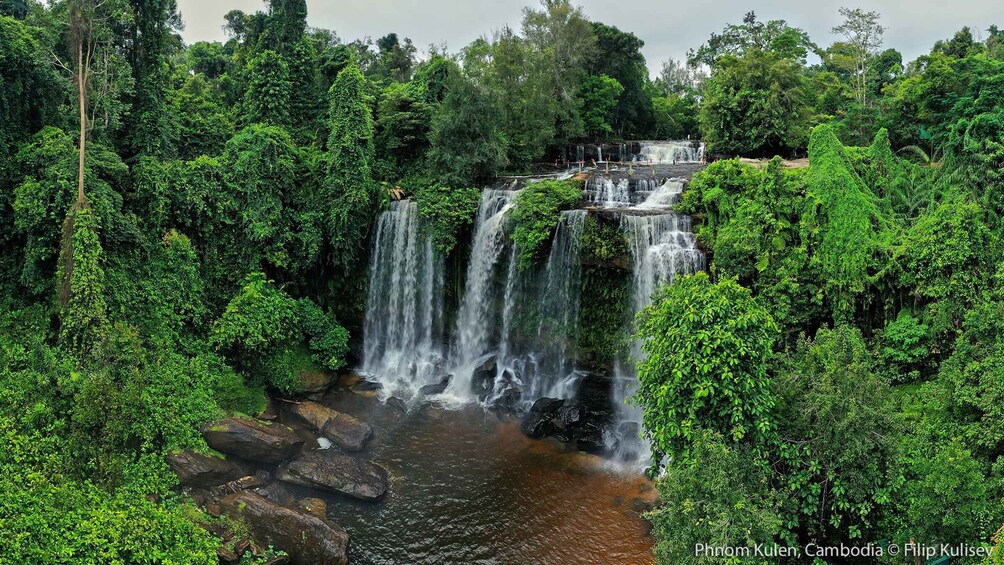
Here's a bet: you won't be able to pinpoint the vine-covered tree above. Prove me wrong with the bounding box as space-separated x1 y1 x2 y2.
324 63 377 269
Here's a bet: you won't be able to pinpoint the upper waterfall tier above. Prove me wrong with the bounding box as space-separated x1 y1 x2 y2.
634 140 705 164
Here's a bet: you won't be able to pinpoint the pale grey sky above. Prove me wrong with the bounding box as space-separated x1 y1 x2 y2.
175 0 1001 75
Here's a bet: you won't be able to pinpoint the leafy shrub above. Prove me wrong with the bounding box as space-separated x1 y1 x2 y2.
508 179 583 269
414 185 482 255
633 273 778 464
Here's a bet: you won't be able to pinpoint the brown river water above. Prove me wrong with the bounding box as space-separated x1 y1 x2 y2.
284 385 658 564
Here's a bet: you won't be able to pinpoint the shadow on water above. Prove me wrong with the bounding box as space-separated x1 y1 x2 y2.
295 387 657 565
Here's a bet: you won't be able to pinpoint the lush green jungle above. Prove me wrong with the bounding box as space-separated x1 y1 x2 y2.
2 0 1004 562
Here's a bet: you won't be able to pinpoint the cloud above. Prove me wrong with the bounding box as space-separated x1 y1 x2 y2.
176 0 1000 75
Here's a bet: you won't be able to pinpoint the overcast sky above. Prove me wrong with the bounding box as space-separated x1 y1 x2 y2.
175 0 1001 76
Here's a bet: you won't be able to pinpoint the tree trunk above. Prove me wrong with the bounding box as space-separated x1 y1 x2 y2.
76 28 86 205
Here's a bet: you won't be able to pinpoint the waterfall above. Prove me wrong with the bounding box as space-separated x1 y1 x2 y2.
447 189 516 397
636 179 685 209
608 211 705 466
495 210 587 402
447 189 587 404
586 177 631 207
362 200 445 394
634 141 705 164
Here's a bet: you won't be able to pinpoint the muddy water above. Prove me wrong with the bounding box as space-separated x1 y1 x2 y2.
307 389 657 565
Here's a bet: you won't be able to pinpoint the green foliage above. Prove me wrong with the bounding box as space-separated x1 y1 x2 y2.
213 273 348 393
213 272 298 353
427 64 508 186
689 11 816 67
414 186 482 255
324 63 378 269
221 123 305 272
647 431 783 565
374 81 432 181
682 158 820 342
243 49 292 127
801 124 891 321
651 93 699 140
579 214 629 264
588 22 653 137
897 442 993 547
507 179 583 270
700 50 812 156
934 286 1004 462
12 128 128 295
57 205 111 360
576 265 630 368
773 325 900 543
0 15 62 158
579 74 623 137
633 273 778 464
297 298 350 372
878 310 930 382
896 194 997 346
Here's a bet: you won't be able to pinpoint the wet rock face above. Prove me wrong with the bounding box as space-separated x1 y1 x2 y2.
520 398 566 438
201 418 304 463
289 401 373 451
519 397 610 453
166 450 246 489
278 451 389 501
418 375 452 397
219 491 348 565
471 357 498 399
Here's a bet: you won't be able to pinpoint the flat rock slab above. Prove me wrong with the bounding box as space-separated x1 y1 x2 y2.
201 418 303 463
289 401 373 451
278 451 389 501
220 491 348 565
166 450 246 489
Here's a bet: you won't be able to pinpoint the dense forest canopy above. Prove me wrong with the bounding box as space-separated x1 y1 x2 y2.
2 0 1004 562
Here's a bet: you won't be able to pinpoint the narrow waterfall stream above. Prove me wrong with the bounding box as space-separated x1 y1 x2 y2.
446 189 516 397
609 211 705 465
496 210 587 402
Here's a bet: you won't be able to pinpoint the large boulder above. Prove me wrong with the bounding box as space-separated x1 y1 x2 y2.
277 451 389 501
520 398 565 438
166 450 246 489
296 369 334 394
472 357 497 399
201 418 303 463
219 491 348 565
418 375 452 397
288 401 373 451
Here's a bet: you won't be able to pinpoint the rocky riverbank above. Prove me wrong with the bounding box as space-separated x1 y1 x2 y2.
169 369 655 564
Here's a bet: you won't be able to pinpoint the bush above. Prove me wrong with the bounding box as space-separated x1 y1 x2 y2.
414 185 482 255
633 273 778 464
508 179 583 270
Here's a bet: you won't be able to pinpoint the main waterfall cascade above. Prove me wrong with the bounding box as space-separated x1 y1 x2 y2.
361 200 446 392
360 142 706 468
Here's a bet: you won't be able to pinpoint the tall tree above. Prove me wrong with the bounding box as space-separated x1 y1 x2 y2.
126 0 182 157
242 49 292 126
689 11 816 68
832 7 885 106
589 22 654 137
522 0 597 143
57 205 110 359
